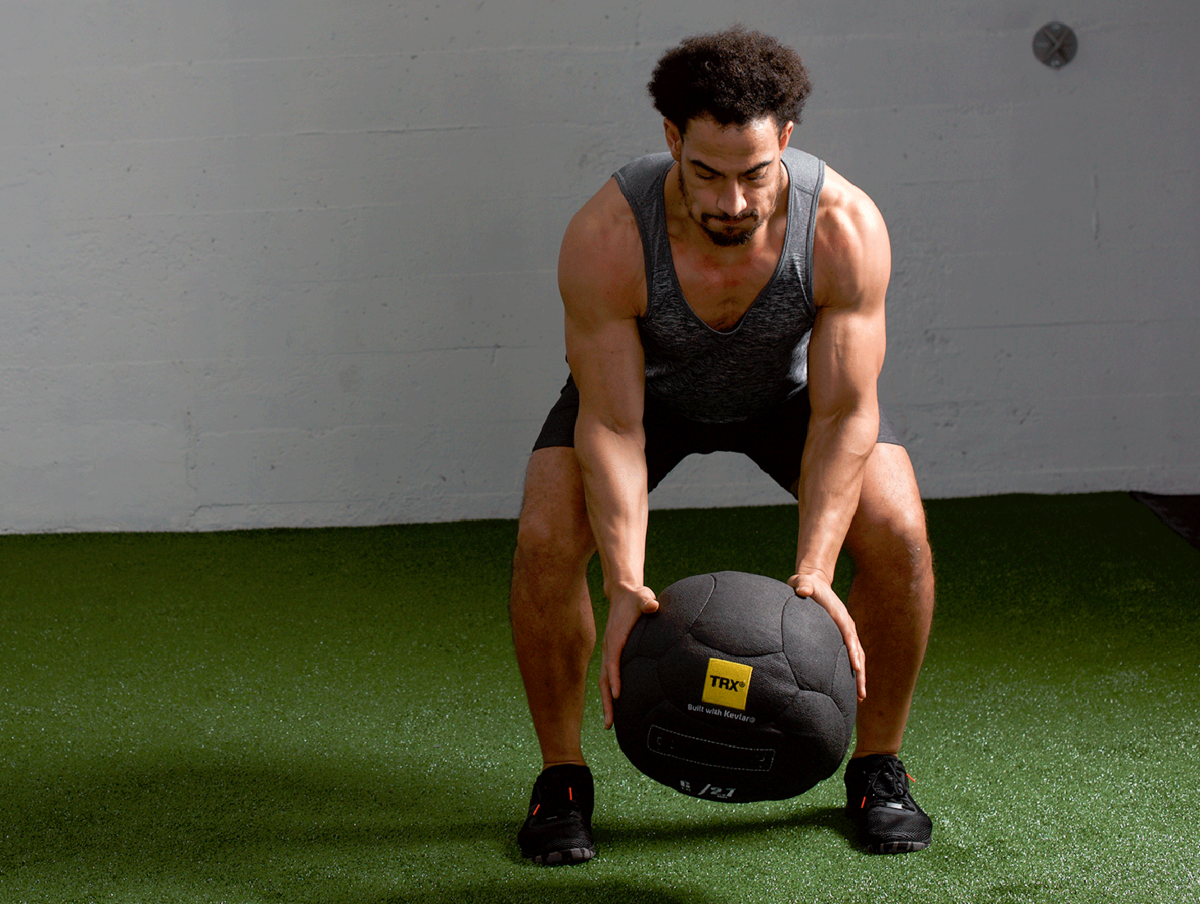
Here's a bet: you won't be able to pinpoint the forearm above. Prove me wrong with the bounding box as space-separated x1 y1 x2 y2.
795 404 879 579
575 415 650 599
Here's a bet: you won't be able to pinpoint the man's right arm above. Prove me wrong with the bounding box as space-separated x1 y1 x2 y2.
558 178 659 730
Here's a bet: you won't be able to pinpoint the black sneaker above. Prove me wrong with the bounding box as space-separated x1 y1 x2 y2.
844 754 932 854
517 764 595 865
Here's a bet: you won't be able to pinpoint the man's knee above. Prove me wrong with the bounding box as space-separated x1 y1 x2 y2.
514 508 594 575
513 448 595 576
848 446 933 586
863 505 931 579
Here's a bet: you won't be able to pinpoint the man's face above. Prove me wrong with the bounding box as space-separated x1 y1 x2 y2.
667 114 794 247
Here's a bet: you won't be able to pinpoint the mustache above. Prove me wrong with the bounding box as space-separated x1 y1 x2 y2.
702 212 758 225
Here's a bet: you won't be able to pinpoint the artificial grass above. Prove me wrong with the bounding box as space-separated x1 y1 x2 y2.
0 493 1196 904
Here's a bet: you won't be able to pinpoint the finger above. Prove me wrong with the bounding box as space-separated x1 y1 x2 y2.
852 641 867 701
608 656 621 702
800 580 865 700
840 626 866 701
827 620 865 702
601 636 623 725
787 574 812 596
600 666 615 730
838 623 866 701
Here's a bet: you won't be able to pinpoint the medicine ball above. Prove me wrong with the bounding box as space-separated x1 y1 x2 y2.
613 571 856 802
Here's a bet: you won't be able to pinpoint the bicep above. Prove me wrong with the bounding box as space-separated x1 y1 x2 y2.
558 190 646 436
806 298 886 420
807 197 890 421
564 306 645 436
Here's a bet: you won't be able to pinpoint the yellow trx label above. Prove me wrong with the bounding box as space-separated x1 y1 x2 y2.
701 658 753 710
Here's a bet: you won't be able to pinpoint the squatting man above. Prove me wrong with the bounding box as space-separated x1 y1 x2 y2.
509 25 936 863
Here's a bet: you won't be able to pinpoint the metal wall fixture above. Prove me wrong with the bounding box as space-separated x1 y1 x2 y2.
1033 22 1078 69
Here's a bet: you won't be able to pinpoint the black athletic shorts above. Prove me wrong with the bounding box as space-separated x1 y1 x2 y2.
532 375 903 497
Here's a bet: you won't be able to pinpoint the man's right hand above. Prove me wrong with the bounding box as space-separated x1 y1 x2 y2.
599 584 659 730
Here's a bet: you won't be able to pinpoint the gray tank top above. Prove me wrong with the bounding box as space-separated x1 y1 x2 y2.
613 146 824 424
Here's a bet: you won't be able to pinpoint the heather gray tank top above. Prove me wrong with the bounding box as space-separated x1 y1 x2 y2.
614 146 824 424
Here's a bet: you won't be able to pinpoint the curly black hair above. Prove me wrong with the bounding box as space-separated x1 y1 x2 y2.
648 25 812 134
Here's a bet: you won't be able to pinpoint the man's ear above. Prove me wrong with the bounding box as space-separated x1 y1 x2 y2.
778 119 795 151
664 118 684 161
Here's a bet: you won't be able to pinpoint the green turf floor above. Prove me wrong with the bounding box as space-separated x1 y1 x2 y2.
1 493 1197 904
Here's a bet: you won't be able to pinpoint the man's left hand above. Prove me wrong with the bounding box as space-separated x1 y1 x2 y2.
787 571 866 702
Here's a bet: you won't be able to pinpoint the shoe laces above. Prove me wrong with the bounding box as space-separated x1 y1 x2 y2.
531 777 581 823
861 758 916 811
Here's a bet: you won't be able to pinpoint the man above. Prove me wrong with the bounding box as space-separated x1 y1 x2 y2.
510 26 935 863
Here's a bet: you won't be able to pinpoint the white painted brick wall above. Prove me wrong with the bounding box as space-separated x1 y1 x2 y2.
1 1 1197 531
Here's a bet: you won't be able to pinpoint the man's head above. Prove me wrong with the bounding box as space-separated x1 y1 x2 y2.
649 27 811 247
647 25 813 138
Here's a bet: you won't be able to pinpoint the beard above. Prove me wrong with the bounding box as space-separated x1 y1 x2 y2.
679 168 777 247
701 215 760 246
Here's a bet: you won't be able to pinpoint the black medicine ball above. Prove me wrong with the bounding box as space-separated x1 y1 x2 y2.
613 571 856 803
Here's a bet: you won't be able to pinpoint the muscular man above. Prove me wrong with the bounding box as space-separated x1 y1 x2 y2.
511 27 935 863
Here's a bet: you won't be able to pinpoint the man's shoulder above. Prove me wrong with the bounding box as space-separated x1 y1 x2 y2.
812 166 890 309
566 177 642 259
559 178 647 316
814 163 880 216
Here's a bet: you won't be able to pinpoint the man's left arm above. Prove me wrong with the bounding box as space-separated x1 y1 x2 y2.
788 173 891 703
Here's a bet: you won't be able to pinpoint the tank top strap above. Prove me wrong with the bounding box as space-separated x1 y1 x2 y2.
612 152 675 320
610 147 825 423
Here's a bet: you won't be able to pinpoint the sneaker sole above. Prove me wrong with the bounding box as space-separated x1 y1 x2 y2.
531 847 595 865
867 840 930 855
